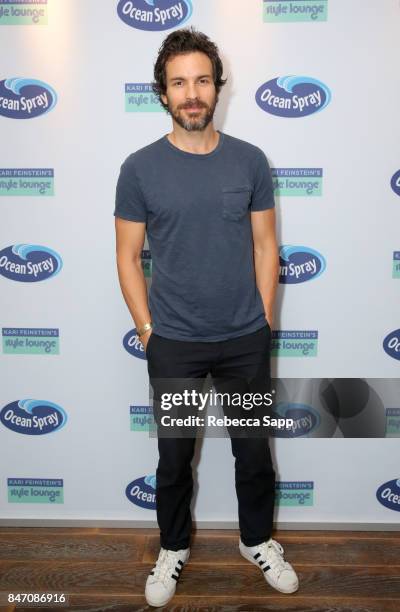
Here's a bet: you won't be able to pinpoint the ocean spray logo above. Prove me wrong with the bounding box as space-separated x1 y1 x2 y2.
390 170 400 196
0 78 56 119
276 481 314 506
272 168 322 197
126 474 156 509
271 403 320 437
279 246 326 284
0 0 48 25
0 168 54 196
130 405 156 431
123 329 146 360
2 328 59 354
383 329 400 361
376 478 400 512
0 399 67 435
263 0 328 23
8 477 63 503
393 252 400 279
125 84 163 112
117 0 192 31
0 244 62 282
255 75 331 118
271 331 318 357
386 409 400 437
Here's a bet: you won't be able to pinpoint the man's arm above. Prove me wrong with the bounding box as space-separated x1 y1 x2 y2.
251 208 279 328
114 217 152 348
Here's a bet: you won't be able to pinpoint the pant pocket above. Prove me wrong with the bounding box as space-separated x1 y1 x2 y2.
145 332 156 359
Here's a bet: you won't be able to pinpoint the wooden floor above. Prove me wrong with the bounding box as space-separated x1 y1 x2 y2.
0 527 399 611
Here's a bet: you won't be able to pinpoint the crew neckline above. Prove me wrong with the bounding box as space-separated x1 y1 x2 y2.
163 130 224 159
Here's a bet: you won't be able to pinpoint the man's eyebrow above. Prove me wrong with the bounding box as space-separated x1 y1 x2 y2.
169 74 213 82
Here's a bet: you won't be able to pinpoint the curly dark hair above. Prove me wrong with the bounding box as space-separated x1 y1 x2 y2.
152 26 227 111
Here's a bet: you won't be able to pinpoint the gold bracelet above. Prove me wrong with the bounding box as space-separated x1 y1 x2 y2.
137 322 153 337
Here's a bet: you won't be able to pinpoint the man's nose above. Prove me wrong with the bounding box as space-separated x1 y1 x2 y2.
185 81 199 99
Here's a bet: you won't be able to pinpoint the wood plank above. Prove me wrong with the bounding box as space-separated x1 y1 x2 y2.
0 533 146 562
1 527 399 538
0 527 101 535
143 533 400 565
0 562 399 598
5 596 400 612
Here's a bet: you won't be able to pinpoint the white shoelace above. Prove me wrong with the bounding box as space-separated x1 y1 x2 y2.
256 539 290 575
151 548 184 585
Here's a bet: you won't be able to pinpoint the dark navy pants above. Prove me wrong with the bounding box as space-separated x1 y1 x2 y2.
146 323 276 550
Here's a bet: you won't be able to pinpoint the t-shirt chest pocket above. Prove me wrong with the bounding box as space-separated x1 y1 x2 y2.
222 186 252 221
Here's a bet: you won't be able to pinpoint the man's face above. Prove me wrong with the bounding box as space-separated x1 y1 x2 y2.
161 51 218 131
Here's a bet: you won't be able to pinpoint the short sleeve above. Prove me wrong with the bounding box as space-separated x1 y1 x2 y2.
250 149 275 212
114 157 147 222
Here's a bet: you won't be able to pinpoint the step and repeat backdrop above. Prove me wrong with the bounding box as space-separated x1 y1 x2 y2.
1 1 400 527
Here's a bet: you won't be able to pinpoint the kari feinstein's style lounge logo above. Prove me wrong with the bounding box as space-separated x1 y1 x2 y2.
272 168 322 197
126 474 156 509
0 399 67 435
376 478 400 512
263 0 328 23
393 252 400 279
0 169 54 196
117 0 192 31
141 249 152 277
0 0 48 25
275 481 314 506
383 329 400 361
255 75 331 118
125 84 163 112
279 245 326 284
0 244 62 282
271 331 318 357
0 78 56 119
8 478 64 503
2 328 60 354
386 409 400 437
130 405 156 432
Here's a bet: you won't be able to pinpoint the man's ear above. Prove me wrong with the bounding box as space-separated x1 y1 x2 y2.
161 93 167 107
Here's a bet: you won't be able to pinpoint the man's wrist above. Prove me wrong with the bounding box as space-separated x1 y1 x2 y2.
137 321 153 337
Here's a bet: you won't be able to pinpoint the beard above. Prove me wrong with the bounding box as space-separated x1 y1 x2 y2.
167 95 218 132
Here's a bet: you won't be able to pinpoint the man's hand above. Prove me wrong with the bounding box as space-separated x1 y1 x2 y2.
265 311 274 329
140 328 153 352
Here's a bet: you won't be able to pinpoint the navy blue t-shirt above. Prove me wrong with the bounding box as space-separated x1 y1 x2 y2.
114 130 275 341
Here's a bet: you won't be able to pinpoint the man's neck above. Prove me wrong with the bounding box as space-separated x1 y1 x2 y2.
166 124 220 155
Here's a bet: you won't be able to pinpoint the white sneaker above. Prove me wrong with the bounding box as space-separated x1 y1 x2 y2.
145 546 190 607
239 537 299 594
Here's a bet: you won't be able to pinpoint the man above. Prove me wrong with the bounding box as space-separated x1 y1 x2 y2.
114 27 299 608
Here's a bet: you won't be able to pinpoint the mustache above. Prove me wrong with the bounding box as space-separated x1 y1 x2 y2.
179 101 208 109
